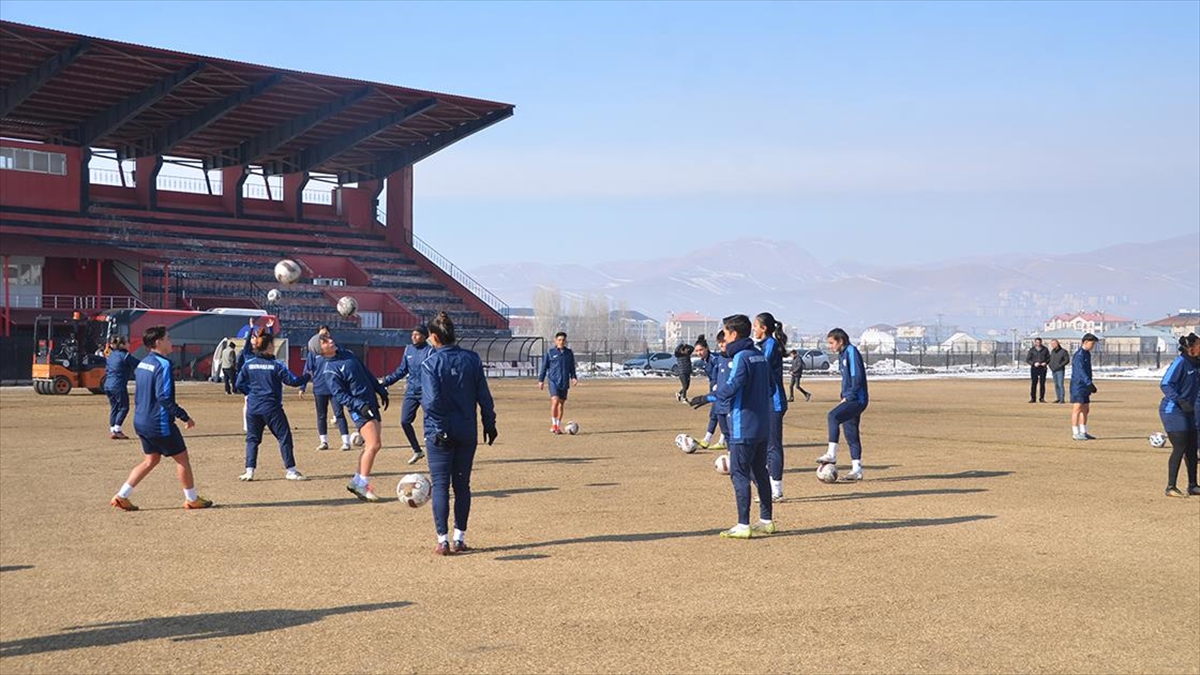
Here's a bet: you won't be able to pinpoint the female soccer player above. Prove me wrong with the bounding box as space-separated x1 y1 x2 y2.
103 335 139 440
816 328 868 482
321 333 390 502
235 332 311 482
1159 333 1199 498
753 312 788 501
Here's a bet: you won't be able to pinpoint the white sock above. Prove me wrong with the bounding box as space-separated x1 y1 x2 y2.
1081 425 1088 435
703 432 713 443
551 417 556 425
353 474 369 487
117 483 134 498
770 478 783 494
852 459 862 472
341 434 351 445
244 467 254 474
759 518 773 525
1072 425 1080 435
716 434 725 444
453 528 466 542
827 442 838 457
437 534 448 544
731 523 750 531
319 434 328 443
184 487 198 502
554 418 560 426
110 425 117 433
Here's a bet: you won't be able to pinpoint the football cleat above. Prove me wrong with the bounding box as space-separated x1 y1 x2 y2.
110 496 137 511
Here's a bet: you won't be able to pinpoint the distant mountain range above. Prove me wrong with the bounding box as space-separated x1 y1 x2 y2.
469 233 1200 335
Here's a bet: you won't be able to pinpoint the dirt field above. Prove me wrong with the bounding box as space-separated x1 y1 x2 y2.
1 376 1197 675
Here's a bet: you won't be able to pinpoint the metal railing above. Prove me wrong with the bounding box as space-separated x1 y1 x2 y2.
0 294 145 310
87 167 334 204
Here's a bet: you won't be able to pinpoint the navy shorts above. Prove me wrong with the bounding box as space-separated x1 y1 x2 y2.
1071 390 1091 405
548 383 568 400
138 427 187 457
350 407 381 428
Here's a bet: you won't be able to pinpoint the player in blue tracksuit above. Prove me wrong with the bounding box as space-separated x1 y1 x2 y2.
109 326 212 511
538 331 577 434
420 312 498 555
381 326 434 465
817 328 869 481
1070 333 1100 441
754 312 789 501
301 326 350 451
103 335 139 440
1159 333 1200 498
694 334 725 449
321 334 390 502
690 314 774 539
236 332 311 482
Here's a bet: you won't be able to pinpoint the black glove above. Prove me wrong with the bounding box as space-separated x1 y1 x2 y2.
379 391 390 411
1088 384 1098 394
1179 399 1195 414
484 426 498 446
688 395 710 409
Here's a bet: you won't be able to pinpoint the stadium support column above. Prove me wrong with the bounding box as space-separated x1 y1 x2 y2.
221 166 248 218
283 172 309 222
134 156 163 209
79 148 90 213
3 255 9 337
384 165 413 248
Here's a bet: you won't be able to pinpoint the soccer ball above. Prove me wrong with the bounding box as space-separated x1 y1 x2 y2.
336 295 358 317
396 473 432 508
266 288 281 303
713 453 730 475
350 431 365 447
817 463 839 484
1149 432 1168 448
274 259 301 284
675 433 698 454
564 421 579 435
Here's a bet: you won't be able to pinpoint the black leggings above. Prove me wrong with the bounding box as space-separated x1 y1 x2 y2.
1166 429 1199 489
677 370 691 398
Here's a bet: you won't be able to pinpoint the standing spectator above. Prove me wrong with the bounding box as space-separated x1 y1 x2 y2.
674 341 695 402
1070 333 1100 441
816 328 869 481
301 326 350 451
689 314 774 539
1026 337 1050 403
104 336 139 440
537 332 577 435
788 349 812 403
381 326 434 465
1159 333 1199 498
235 332 311 482
109 326 212 511
322 333 390 502
420 312 497 555
1047 339 1070 404
219 341 237 395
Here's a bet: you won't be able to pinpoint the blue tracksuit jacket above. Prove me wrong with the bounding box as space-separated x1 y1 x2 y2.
758 336 788 414
420 344 497 447
301 350 332 396
237 354 310 415
538 347 576 388
1070 348 1093 397
1159 354 1200 432
133 353 190 437
701 352 720 387
235 324 273 372
324 349 387 419
381 342 432 399
104 349 140 392
713 352 732 415
839 344 869 406
705 337 770 443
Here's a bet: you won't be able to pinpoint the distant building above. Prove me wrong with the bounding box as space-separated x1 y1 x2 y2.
1097 326 1174 354
610 309 660 346
1145 310 1200 338
665 311 720 347
504 307 536 337
896 320 954 350
941 331 994 353
1042 311 1135 334
858 324 896 352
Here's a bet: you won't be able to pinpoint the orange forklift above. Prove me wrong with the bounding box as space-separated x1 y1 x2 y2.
31 312 109 395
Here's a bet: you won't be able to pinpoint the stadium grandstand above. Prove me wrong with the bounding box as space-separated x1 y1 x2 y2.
0 20 517 380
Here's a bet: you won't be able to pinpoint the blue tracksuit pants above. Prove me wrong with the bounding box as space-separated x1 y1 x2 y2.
767 410 785 481
314 393 348 436
400 396 422 451
106 388 129 428
729 440 771 525
829 400 866 460
246 408 296 470
427 439 477 536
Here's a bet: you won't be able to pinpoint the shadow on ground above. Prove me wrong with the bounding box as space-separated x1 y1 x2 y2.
0 565 33 573
872 470 1013 483
473 487 559 499
792 487 988 502
476 456 609 466
0 601 412 658
482 515 996 553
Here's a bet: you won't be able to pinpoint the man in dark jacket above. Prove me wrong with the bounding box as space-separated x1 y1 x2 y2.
1047 339 1070 404
1026 337 1051 403
674 341 695 402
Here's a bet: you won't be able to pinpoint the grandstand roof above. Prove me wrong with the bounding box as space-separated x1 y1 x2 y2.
0 20 513 182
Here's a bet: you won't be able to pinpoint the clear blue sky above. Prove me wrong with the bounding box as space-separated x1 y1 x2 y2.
3 1 1197 270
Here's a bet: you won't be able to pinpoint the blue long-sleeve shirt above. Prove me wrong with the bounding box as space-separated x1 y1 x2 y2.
104 349 140 392
236 354 310 416
704 337 770 443
758 335 788 414
381 342 432 398
1159 354 1199 430
538 347 576 387
839 344 869 406
301 350 330 395
133 353 189 437
713 352 732 415
701 352 720 388
1070 348 1093 395
235 324 274 372
324 348 387 418
420 344 497 448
